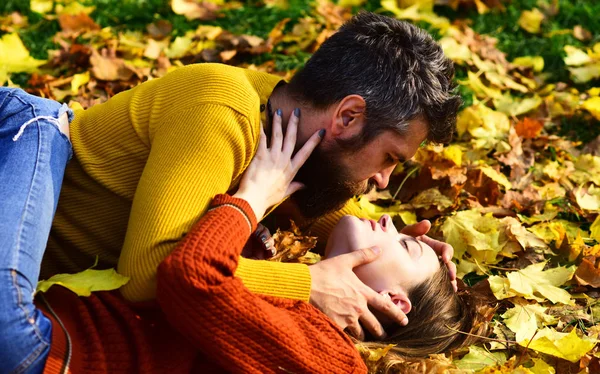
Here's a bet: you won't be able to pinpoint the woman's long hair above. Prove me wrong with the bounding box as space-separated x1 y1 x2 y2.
355 265 489 373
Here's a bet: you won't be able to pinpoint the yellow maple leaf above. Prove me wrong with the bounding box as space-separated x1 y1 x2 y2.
574 185 600 211
512 56 545 72
30 0 54 14
519 328 597 363
454 346 507 371
493 94 542 117
457 102 510 140
380 1 450 31
442 210 508 276
37 267 129 296
528 220 581 245
582 96 600 121
527 358 556 374
460 71 503 100
518 8 545 34
442 144 462 166
564 45 593 66
591 216 600 242
479 165 512 189
501 302 557 342
439 36 472 64
571 154 600 186
70 71 90 94
489 261 575 304
0 33 46 85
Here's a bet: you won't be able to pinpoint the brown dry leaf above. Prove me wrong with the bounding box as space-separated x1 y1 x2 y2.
574 25 592 42
575 256 600 288
146 20 173 40
90 49 136 81
58 12 100 37
269 221 318 263
515 117 544 139
266 18 290 47
171 0 220 21
0 12 28 32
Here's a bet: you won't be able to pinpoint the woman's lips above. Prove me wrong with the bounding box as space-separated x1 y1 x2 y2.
359 218 377 231
369 219 377 231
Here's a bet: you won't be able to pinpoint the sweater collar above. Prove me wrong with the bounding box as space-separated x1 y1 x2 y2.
243 69 286 130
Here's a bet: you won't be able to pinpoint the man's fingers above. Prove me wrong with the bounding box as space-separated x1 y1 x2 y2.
291 129 323 172
359 311 387 340
345 322 365 341
400 220 431 237
347 246 382 268
447 259 457 281
367 292 408 327
420 235 454 263
282 110 298 158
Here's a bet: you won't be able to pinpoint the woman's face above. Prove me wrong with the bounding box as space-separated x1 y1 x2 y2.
325 215 440 311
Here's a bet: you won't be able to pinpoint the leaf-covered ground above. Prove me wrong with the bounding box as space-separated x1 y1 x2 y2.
2 0 600 372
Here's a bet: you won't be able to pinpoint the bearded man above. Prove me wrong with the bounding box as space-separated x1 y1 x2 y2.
44 12 460 339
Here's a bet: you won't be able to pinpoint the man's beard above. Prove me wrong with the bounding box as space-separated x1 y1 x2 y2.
291 145 375 220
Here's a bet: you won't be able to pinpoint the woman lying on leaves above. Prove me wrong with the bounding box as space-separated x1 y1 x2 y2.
1 88 482 374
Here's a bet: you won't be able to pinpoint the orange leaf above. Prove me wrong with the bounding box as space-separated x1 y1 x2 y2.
515 118 544 139
58 13 100 36
574 256 600 288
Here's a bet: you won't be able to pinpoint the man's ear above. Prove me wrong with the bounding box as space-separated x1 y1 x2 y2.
381 290 412 315
330 95 366 138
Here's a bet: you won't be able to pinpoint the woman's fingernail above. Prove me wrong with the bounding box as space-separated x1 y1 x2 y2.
294 108 301 117
261 234 267 242
372 246 381 255
276 108 282 117
401 318 409 326
318 129 325 138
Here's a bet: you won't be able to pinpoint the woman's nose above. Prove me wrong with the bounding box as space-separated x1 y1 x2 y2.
378 214 391 231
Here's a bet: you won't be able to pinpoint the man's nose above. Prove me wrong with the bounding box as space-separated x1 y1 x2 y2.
371 166 394 189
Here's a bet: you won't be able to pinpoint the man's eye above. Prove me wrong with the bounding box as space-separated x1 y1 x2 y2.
387 155 396 164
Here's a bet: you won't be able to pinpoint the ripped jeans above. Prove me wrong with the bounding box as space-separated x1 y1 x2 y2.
0 87 73 374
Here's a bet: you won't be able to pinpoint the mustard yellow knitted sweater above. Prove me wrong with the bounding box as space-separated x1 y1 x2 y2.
44 63 364 302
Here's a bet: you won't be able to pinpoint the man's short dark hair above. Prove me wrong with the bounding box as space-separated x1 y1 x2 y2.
287 11 460 147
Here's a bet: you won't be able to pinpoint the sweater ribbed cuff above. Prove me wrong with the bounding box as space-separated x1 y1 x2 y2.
210 194 258 233
235 258 312 302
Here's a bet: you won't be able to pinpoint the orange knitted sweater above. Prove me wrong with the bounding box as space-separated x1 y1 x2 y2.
39 194 366 374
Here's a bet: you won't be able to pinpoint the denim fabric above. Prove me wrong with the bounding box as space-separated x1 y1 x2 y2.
0 88 73 374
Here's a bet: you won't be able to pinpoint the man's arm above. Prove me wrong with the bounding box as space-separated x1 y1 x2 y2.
117 104 311 302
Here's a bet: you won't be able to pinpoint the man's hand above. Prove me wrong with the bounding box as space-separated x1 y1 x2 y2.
401 220 458 292
308 246 408 340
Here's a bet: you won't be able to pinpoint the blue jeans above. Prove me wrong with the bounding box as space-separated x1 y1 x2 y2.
0 88 73 374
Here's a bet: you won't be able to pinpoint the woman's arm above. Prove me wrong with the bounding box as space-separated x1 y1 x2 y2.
156 194 366 374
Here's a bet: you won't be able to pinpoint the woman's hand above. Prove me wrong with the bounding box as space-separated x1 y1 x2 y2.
234 108 323 222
